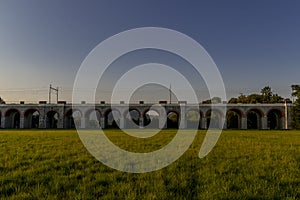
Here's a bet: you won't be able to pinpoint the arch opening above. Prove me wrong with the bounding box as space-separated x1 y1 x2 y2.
65 110 82 129
143 109 160 129
167 111 179 129
227 109 242 129
105 109 121 129
186 110 201 129
206 109 222 129
46 111 59 128
5 109 21 129
267 109 283 130
247 109 262 129
24 109 40 128
125 109 140 129
86 110 101 128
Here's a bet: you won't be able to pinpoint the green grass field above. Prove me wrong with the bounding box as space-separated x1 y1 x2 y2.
1 129 300 199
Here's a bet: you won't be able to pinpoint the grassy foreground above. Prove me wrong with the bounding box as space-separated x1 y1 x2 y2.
1 129 300 199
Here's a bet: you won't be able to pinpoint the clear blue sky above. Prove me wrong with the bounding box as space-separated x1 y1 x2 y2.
0 0 299 103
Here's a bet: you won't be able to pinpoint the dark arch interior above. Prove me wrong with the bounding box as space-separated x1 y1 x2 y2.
167 111 179 128
247 110 262 129
267 110 282 130
5 109 20 128
125 109 140 128
24 110 39 128
227 109 242 129
105 110 121 129
47 111 59 128
86 110 101 128
65 110 82 129
143 109 160 128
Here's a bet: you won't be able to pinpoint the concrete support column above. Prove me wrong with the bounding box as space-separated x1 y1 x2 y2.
261 116 268 130
39 115 46 128
222 119 227 130
57 118 64 129
1 116 5 128
179 106 186 129
281 117 285 130
20 116 24 129
100 117 105 128
81 117 86 129
139 117 144 128
119 116 125 129
159 115 166 129
201 117 207 129
179 114 186 129
38 108 46 129
39 116 45 128
179 119 186 129
241 117 247 130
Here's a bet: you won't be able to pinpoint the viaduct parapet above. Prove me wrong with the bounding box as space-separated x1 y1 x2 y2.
0 103 292 130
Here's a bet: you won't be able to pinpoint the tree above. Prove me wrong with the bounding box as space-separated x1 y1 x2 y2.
0 97 5 104
228 97 238 104
261 86 272 102
228 86 284 104
211 97 222 104
284 98 293 104
202 99 211 104
228 93 262 104
237 93 248 104
292 85 300 99
202 97 222 104
247 94 263 104
270 94 284 103
291 85 300 129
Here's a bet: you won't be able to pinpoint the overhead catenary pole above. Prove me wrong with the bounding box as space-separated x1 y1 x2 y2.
169 84 171 104
49 84 59 104
57 87 59 103
49 84 51 104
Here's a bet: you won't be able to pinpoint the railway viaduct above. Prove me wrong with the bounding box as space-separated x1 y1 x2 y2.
0 102 292 130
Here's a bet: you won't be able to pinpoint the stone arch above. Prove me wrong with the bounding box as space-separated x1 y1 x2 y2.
226 108 243 129
104 109 121 129
5 109 21 128
85 109 102 128
143 109 160 128
24 109 40 128
46 111 59 128
247 108 263 129
65 109 82 128
186 109 202 129
124 109 141 129
267 109 283 130
167 111 179 129
206 109 223 129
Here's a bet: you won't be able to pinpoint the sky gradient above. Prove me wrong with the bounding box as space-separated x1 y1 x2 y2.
0 0 299 103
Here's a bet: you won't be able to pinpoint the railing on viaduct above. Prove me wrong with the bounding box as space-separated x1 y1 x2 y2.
0 102 292 130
